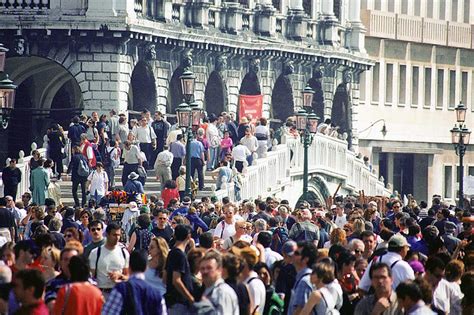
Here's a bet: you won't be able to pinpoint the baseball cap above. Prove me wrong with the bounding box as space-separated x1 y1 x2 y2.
330 205 337 210
282 240 297 256
388 234 410 248
444 221 457 233
409 260 425 274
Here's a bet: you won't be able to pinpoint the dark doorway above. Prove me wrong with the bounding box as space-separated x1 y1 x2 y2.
307 78 325 120
129 61 157 113
271 75 294 122
239 72 261 95
167 67 185 114
332 83 352 147
393 153 414 197
204 71 227 116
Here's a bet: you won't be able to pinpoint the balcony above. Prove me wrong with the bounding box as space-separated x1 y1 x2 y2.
361 9 473 49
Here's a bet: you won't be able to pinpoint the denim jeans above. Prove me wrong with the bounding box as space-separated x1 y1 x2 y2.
208 146 219 170
169 303 191 315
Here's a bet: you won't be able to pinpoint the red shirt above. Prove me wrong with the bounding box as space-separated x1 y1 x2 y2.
53 282 103 315
14 300 48 315
161 188 180 208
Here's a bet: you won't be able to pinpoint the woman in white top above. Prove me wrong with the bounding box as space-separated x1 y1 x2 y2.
87 162 109 203
44 159 61 206
255 117 270 158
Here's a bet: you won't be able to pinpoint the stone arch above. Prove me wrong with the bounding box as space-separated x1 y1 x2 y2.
167 67 184 114
271 74 294 122
204 71 227 116
239 72 261 95
129 61 157 113
4 56 83 158
332 83 351 140
307 78 325 120
296 175 331 206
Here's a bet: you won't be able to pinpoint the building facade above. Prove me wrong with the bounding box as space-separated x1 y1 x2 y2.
357 0 474 203
0 0 370 162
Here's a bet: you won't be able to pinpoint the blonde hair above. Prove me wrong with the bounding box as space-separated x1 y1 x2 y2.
353 218 366 234
330 228 347 246
41 246 60 269
150 237 170 278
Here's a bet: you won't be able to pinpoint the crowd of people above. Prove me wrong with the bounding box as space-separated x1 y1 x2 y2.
0 189 472 314
0 109 473 315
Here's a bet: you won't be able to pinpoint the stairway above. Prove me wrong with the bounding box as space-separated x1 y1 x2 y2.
58 166 222 206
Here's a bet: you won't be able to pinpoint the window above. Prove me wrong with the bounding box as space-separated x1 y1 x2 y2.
465 0 470 23
401 0 408 14
449 70 456 109
452 0 458 22
412 66 419 106
360 71 366 103
399 65 406 104
439 0 446 20
425 67 432 107
374 0 382 10
388 0 395 12
437 69 444 108
415 0 421 16
386 64 393 104
462 71 468 105
444 165 452 199
427 0 434 18
372 63 380 102
303 0 311 17
469 166 474 176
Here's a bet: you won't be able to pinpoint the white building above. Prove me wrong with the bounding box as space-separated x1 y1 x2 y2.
357 0 474 203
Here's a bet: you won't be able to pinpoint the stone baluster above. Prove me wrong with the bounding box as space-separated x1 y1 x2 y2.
318 0 339 45
189 0 210 28
223 1 244 34
255 0 276 36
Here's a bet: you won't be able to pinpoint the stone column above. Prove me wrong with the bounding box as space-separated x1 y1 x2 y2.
191 0 210 28
255 5 276 36
349 70 362 151
286 0 306 40
345 0 366 52
223 2 244 34
322 65 337 119
318 0 339 45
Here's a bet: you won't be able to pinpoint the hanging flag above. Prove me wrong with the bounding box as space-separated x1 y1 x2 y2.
239 94 263 124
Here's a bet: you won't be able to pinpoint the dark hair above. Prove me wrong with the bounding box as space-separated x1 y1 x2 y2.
130 250 148 273
14 240 35 258
187 248 206 275
106 222 121 234
360 230 375 239
69 255 90 282
137 214 151 229
0 198 6 207
254 262 271 280
15 269 45 299
199 232 214 249
257 231 272 248
88 220 103 230
425 256 446 273
396 280 423 302
297 241 318 268
164 180 177 189
419 201 427 208
222 253 245 280
174 224 192 242
369 262 392 279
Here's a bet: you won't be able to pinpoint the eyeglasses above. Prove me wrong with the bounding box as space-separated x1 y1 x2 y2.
64 234 73 238
90 227 102 232
171 221 177 225
354 249 363 254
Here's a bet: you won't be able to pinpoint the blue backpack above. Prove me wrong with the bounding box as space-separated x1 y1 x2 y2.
271 227 289 252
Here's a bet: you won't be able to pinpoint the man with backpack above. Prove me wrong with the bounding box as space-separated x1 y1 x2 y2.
79 133 97 168
89 222 130 299
102 250 166 315
289 209 320 247
359 234 415 293
67 146 90 207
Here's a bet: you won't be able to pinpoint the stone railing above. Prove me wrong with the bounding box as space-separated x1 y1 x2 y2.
362 9 473 49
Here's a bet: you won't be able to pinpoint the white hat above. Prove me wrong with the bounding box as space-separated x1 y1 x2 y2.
128 172 139 180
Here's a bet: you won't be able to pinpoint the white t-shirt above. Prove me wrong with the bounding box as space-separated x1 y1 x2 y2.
134 125 156 143
213 220 236 240
232 145 251 162
89 244 129 289
87 170 109 196
245 271 266 315
334 214 347 229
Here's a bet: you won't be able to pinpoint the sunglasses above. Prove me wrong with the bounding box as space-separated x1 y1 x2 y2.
171 221 177 225
354 249 363 254
90 227 102 232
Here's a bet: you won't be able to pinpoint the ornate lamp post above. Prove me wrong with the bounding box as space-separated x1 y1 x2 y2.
0 43 16 130
177 69 197 198
450 102 471 208
296 85 319 201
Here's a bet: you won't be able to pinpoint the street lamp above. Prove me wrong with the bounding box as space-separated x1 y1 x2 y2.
0 43 16 130
451 102 471 208
178 69 197 198
296 85 319 202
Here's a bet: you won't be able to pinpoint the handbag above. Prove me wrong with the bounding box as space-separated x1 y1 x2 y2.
137 165 147 179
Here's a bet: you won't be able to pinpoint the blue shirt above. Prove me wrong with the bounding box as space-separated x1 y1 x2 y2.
287 267 313 315
190 140 204 159
170 140 186 158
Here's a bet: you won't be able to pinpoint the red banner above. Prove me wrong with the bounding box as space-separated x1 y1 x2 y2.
239 94 263 124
